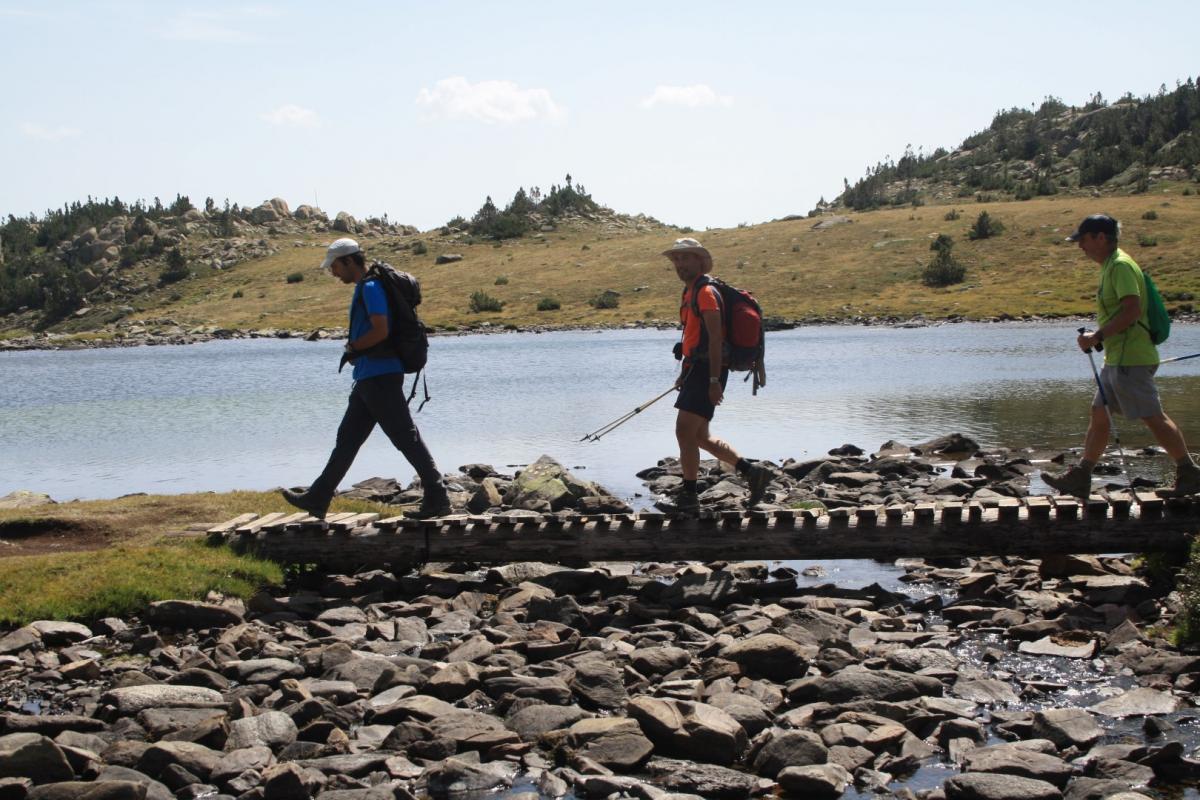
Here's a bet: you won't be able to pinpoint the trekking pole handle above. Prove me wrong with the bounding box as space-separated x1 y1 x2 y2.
1077 327 1103 353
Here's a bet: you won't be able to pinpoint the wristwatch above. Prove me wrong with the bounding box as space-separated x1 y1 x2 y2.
709 377 720 384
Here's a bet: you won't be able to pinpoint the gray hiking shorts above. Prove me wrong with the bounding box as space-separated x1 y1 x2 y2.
1092 364 1162 419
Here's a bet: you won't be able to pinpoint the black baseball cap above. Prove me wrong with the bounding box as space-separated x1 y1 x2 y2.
1066 214 1119 242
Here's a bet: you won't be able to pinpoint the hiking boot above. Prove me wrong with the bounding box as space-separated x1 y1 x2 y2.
406 493 452 520
673 490 701 517
281 488 328 520
1171 463 1200 496
745 464 774 507
1041 466 1092 498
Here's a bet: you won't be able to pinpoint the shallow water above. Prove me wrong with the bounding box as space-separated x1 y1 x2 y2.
3 322 1199 502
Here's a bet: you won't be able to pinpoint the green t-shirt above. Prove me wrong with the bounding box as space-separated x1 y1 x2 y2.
1097 248 1158 366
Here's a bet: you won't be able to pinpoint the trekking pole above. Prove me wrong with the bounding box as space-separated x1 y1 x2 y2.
1077 327 1130 485
1159 352 1200 365
580 385 677 442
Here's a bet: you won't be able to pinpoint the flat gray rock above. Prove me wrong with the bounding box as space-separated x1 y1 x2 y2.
103 685 225 716
945 772 1062 800
1089 687 1183 718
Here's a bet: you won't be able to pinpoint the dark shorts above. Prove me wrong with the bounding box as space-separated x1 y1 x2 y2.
674 363 729 421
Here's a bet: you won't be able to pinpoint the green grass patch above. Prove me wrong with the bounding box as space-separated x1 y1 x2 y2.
0 540 282 626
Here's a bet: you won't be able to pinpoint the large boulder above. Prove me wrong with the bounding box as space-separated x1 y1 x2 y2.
944 772 1062 800
333 212 358 233
0 491 55 509
752 729 828 778
626 697 747 765
0 733 75 783
564 717 653 770
720 633 811 681
293 205 327 222
508 455 578 511
250 204 281 224
102 685 226 716
147 600 244 630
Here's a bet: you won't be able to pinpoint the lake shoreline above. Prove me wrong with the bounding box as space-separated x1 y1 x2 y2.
8 313 1196 353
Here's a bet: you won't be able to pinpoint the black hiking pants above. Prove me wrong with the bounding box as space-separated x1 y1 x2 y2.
308 373 445 504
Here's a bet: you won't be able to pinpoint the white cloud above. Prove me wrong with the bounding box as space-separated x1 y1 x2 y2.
20 122 81 141
416 77 566 125
640 84 734 110
261 104 320 128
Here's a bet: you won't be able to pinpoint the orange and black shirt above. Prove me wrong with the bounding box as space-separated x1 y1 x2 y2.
680 277 721 360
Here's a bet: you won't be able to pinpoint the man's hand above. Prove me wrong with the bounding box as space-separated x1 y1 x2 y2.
675 370 687 389
708 382 723 406
1077 330 1102 353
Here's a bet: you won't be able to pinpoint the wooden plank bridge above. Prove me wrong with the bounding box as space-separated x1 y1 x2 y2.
204 492 1200 572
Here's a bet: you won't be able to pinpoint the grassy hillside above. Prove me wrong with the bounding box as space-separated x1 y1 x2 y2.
5 187 1198 341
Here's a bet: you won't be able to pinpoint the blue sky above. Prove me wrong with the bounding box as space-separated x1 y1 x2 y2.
3 1 1198 231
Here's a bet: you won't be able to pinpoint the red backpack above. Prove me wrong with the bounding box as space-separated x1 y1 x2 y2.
689 275 767 393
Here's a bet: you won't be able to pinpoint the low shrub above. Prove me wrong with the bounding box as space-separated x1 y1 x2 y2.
968 211 1004 240
157 247 190 285
944 208 961 221
232 289 243 299
411 240 428 255
494 275 509 285
286 272 304 283
923 233 965 286
590 290 620 309
537 297 561 311
923 256 966 287
1138 233 1158 247
1142 210 1158 220
469 290 504 312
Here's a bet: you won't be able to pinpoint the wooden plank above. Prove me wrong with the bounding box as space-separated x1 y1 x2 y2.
376 515 406 530
967 502 984 524
1137 492 1164 517
1025 496 1052 522
884 506 906 525
321 512 358 525
207 514 258 535
720 511 744 531
913 504 936 524
1050 496 1079 521
235 512 288 534
856 506 880 527
941 503 963 525
1106 492 1133 518
997 498 1020 523
329 513 380 531
1084 496 1109 520
827 508 850 528
263 512 311 531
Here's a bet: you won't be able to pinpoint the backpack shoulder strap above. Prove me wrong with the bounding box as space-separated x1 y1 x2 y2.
690 274 723 316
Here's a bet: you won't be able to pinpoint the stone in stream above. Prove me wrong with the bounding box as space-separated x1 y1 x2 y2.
1089 687 1183 718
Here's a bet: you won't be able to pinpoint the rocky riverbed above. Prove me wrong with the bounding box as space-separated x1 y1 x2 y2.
2 442 1198 800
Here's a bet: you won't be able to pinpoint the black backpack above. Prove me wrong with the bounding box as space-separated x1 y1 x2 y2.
343 261 432 408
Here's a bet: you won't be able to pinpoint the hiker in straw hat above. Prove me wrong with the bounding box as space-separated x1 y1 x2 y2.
663 237 773 515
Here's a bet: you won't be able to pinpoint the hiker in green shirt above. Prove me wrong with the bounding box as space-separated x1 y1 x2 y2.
1042 214 1199 497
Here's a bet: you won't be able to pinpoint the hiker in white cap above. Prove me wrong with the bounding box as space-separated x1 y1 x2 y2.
281 238 450 520
663 238 773 515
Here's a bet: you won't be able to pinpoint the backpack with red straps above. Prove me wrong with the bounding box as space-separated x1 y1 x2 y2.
689 275 767 393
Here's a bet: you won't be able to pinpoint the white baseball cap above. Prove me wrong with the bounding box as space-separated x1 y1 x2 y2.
320 238 360 270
